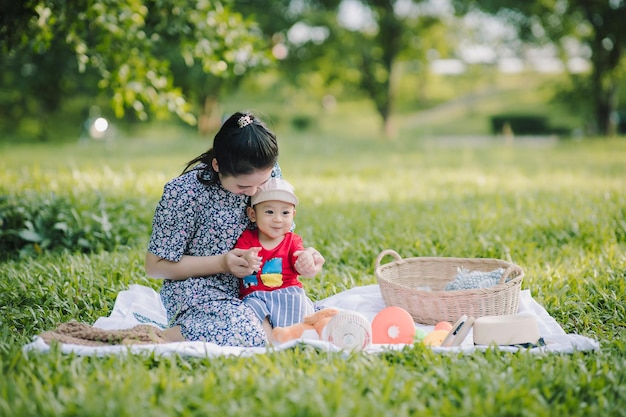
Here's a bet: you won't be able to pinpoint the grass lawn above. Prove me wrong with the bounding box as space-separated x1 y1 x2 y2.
1 110 625 416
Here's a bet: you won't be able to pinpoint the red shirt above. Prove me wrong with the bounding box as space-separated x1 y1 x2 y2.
236 229 304 298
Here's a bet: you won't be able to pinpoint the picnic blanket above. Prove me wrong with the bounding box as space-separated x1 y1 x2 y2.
23 284 599 357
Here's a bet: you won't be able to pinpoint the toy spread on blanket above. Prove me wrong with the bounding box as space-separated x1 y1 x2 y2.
273 305 544 350
271 305 476 350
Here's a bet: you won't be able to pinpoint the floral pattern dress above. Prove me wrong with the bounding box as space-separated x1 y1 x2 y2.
148 166 281 347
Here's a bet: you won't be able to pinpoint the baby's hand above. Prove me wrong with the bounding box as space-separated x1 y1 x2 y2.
294 247 325 277
227 247 262 278
242 247 262 272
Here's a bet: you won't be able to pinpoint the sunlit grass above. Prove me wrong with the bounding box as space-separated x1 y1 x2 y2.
1 120 625 416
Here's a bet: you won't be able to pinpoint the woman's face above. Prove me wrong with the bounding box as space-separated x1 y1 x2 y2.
218 167 274 196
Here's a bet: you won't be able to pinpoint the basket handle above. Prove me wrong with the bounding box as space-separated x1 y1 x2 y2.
499 263 524 284
375 249 403 269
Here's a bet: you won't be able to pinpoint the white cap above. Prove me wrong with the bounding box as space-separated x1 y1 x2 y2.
251 177 299 206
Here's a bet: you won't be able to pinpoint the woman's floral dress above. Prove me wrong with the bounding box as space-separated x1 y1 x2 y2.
148 167 281 347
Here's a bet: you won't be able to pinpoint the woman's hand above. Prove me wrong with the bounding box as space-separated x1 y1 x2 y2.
294 247 325 277
227 247 262 278
145 248 263 281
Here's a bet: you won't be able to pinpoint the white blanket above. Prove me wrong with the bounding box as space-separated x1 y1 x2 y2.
23 284 599 357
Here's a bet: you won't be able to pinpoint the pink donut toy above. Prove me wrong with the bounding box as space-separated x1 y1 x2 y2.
371 306 415 344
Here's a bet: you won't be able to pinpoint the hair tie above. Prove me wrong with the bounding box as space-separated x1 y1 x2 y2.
237 114 253 128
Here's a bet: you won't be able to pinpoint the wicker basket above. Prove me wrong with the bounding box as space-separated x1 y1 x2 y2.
375 249 524 325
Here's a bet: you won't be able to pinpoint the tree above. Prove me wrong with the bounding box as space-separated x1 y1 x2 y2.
349 0 442 137
235 0 444 138
453 0 626 136
0 0 271 135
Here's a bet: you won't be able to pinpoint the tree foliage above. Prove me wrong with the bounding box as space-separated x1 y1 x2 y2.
0 0 271 134
235 0 444 138
453 0 626 136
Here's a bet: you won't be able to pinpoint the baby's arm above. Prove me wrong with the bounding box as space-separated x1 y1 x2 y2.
294 247 325 278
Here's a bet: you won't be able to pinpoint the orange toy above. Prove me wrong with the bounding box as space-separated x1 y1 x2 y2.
423 329 449 347
434 321 453 331
272 308 340 344
371 306 415 344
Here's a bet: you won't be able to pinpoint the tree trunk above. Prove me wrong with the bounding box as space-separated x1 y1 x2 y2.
381 62 400 139
359 0 402 139
586 4 622 137
590 63 619 137
197 96 222 136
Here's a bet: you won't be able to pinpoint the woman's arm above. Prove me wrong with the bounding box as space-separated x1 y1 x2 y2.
145 249 260 280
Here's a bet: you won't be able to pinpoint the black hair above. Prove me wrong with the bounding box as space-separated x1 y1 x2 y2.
182 111 279 185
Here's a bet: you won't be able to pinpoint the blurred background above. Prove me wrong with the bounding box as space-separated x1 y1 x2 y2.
1 0 625 144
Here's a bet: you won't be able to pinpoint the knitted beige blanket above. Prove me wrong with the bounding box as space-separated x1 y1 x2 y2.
40 322 169 346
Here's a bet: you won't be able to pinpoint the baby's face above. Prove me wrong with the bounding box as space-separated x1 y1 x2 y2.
250 200 295 239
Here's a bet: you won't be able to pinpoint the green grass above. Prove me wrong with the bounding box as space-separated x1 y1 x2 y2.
1 111 626 416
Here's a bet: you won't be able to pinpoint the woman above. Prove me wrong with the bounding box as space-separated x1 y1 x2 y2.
145 111 322 346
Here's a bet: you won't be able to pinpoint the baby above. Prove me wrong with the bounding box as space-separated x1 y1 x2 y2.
235 177 324 340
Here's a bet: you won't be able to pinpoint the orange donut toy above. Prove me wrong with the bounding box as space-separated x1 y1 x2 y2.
371 306 415 344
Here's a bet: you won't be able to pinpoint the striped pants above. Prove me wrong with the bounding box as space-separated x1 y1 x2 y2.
243 286 315 327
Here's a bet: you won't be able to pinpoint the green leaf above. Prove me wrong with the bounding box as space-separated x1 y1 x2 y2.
18 229 41 243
